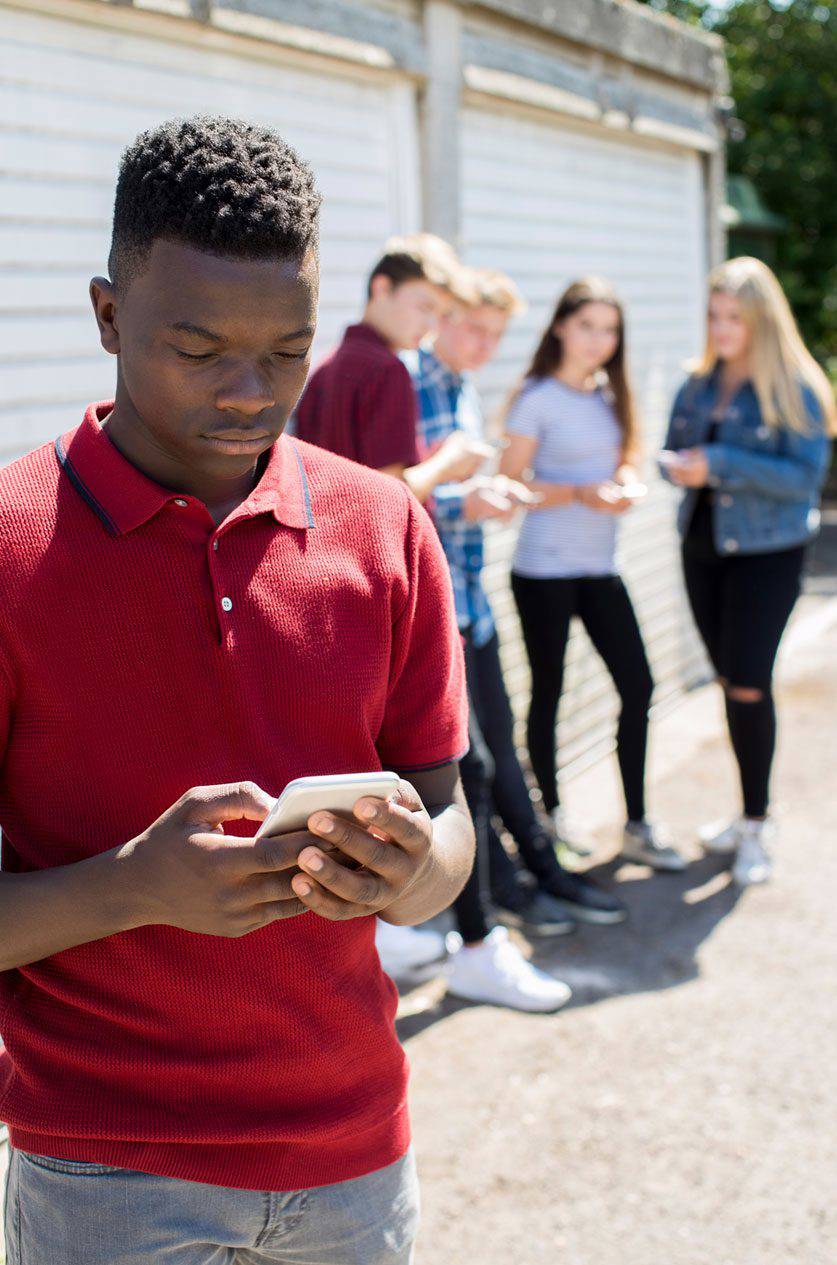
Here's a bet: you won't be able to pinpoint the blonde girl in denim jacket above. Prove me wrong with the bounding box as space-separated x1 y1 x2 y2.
661 257 835 885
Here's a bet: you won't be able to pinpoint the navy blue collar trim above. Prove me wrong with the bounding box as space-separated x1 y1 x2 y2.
54 435 119 536
291 442 316 529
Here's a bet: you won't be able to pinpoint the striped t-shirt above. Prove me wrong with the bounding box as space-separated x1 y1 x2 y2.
506 377 623 578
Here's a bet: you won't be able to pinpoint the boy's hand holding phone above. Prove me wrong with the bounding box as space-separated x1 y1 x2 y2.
288 780 433 922
123 776 434 935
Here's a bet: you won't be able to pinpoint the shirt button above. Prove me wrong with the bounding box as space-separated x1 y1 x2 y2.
221 597 233 612
213 540 219 551
719 494 733 508
174 498 188 507
724 538 739 552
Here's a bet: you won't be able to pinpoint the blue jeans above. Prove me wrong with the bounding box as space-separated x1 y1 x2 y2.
3 1146 419 1264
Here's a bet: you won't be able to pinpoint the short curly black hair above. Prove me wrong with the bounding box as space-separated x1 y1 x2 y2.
108 116 322 290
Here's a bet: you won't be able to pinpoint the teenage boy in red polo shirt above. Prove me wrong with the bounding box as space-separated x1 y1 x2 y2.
293 233 489 501
0 117 472 1265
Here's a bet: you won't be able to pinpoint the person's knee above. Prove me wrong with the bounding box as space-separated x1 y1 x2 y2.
726 684 764 704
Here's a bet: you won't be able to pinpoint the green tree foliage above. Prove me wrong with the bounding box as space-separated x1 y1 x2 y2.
639 1 837 364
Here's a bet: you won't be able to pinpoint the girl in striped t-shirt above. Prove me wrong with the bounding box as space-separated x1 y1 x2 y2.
499 277 684 869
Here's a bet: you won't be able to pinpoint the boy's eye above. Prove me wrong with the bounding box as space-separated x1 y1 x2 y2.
173 348 309 363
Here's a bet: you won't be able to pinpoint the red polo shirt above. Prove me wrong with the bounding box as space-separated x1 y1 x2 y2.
0 403 467 1191
293 323 421 469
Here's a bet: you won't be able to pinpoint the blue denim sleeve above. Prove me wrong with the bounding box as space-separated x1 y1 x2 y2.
432 482 467 522
658 379 692 483
705 390 831 502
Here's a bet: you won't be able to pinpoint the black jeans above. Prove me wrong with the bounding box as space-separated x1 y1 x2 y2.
463 631 564 899
682 539 805 816
455 687 495 944
511 573 653 822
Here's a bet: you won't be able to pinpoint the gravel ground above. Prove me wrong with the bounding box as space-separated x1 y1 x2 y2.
404 578 837 1265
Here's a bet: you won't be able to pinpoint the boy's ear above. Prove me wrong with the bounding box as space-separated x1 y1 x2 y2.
90 277 121 356
368 274 394 304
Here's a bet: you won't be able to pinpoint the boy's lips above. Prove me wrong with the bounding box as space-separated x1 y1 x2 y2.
206 426 271 440
202 429 273 452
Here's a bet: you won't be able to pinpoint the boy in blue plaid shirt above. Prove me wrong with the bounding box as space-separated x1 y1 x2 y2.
404 270 627 1006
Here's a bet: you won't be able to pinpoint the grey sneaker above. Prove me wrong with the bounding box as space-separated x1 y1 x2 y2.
622 820 687 871
700 818 744 854
552 806 594 855
732 821 774 886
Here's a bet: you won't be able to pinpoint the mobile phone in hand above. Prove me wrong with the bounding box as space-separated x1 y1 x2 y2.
616 481 647 501
657 450 683 469
256 772 400 840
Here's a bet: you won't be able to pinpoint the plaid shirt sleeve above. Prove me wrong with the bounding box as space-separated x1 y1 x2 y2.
403 351 496 646
432 482 467 521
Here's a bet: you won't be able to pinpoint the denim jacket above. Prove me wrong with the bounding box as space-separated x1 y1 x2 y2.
661 368 831 555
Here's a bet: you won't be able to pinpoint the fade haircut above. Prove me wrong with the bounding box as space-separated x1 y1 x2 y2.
108 116 322 291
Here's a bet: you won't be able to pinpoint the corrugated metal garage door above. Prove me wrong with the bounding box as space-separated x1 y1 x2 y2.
461 104 710 774
0 5 418 466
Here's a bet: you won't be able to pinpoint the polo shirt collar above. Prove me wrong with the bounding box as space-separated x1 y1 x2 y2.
56 402 314 536
344 322 392 353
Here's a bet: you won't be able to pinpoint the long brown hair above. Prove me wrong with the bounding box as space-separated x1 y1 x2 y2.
506 277 640 462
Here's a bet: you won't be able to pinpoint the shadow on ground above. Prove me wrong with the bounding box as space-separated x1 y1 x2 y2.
396 851 741 1043
396 502 836 1044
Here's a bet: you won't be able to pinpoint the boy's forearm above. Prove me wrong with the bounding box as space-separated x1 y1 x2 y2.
403 451 447 504
0 844 143 972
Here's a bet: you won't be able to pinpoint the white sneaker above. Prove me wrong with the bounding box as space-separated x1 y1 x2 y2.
622 820 687 871
732 821 774 886
375 920 446 976
552 807 594 855
445 926 571 1012
699 818 744 854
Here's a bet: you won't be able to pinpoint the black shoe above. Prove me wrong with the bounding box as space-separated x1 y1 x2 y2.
540 871 627 925
493 888 576 937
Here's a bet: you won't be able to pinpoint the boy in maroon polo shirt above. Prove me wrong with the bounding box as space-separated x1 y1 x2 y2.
294 233 490 502
0 117 473 1265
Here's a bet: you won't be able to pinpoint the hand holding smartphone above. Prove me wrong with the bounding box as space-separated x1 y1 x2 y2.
614 480 647 502
657 449 684 470
256 772 400 840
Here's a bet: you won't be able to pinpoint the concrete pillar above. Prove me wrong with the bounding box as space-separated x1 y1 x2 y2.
420 0 462 248
703 138 727 271
704 48 731 269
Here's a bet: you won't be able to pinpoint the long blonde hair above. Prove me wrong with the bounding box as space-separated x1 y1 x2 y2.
694 256 836 436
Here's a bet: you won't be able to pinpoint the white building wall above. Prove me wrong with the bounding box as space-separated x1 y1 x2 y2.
460 103 709 772
0 4 420 464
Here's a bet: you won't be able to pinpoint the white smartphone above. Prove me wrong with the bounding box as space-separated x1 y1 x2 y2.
657 450 684 469
616 481 648 501
255 772 400 840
